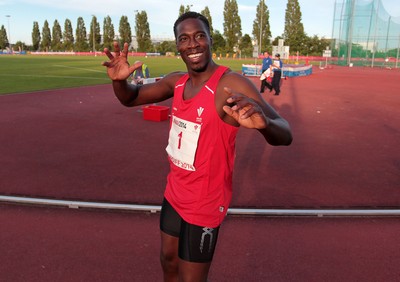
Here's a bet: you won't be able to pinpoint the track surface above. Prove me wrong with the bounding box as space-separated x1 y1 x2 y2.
1 204 400 282
1 66 399 207
1 66 400 281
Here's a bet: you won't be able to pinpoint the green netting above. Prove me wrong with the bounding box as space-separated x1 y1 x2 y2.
332 0 400 67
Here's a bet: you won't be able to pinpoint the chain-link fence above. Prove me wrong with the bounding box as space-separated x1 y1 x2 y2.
332 0 400 68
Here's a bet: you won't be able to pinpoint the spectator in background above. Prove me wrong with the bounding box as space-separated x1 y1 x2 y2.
131 61 150 85
260 51 273 93
271 54 283 95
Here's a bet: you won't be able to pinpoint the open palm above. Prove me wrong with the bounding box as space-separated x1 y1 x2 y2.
102 42 143 80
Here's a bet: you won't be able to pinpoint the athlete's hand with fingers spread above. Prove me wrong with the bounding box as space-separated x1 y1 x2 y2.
102 42 143 81
222 87 269 129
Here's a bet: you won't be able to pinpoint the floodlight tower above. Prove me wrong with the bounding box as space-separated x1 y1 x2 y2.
259 0 264 55
5 15 11 52
92 15 96 55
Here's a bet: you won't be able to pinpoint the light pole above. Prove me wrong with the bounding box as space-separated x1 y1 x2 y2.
91 15 95 55
259 0 264 55
5 15 11 52
134 10 138 52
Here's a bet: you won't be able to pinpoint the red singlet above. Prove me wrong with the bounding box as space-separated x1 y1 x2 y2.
164 66 239 228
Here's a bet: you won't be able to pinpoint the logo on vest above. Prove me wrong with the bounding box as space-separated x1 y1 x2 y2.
196 107 204 122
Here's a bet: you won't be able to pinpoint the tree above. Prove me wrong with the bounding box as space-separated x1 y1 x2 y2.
0 25 8 49
89 16 101 51
201 6 214 36
41 20 51 51
271 36 283 46
179 5 192 16
103 16 115 51
212 30 226 54
119 16 132 46
158 40 176 54
31 22 40 51
63 19 74 51
75 17 88 51
135 11 152 52
304 35 330 56
179 5 185 16
51 20 63 51
223 0 242 53
252 0 271 53
239 34 253 57
284 0 306 54
14 41 25 52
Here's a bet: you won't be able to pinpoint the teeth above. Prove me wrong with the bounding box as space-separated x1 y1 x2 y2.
188 53 202 58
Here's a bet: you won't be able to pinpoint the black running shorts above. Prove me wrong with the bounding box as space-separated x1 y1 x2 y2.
160 198 220 263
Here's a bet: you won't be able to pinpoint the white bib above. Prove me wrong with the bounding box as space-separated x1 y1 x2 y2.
166 116 202 171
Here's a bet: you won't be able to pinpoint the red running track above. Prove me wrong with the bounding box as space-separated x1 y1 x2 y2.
0 66 399 208
1 66 400 281
1 203 400 281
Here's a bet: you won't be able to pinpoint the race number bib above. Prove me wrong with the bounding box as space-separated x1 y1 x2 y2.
166 116 202 171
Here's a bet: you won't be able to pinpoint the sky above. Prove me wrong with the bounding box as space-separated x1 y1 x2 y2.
1 0 400 45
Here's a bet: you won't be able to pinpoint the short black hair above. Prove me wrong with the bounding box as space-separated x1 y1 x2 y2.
173 11 211 38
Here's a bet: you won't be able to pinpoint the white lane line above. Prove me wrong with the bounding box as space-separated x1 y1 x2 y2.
53 65 105 73
0 73 107 80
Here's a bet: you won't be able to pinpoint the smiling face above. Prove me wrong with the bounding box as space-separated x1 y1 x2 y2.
175 18 213 73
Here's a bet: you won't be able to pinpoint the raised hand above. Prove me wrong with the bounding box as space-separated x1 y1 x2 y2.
102 42 143 81
222 87 269 129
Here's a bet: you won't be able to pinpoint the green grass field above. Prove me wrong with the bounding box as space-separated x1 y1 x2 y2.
0 54 260 95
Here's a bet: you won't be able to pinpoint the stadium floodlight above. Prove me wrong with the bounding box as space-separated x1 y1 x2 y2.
91 15 95 55
5 15 11 52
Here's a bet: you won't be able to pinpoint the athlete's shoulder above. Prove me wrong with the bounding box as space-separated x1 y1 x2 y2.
219 68 257 93
164 71 187 80
220 68 245 81
159 71 187 87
